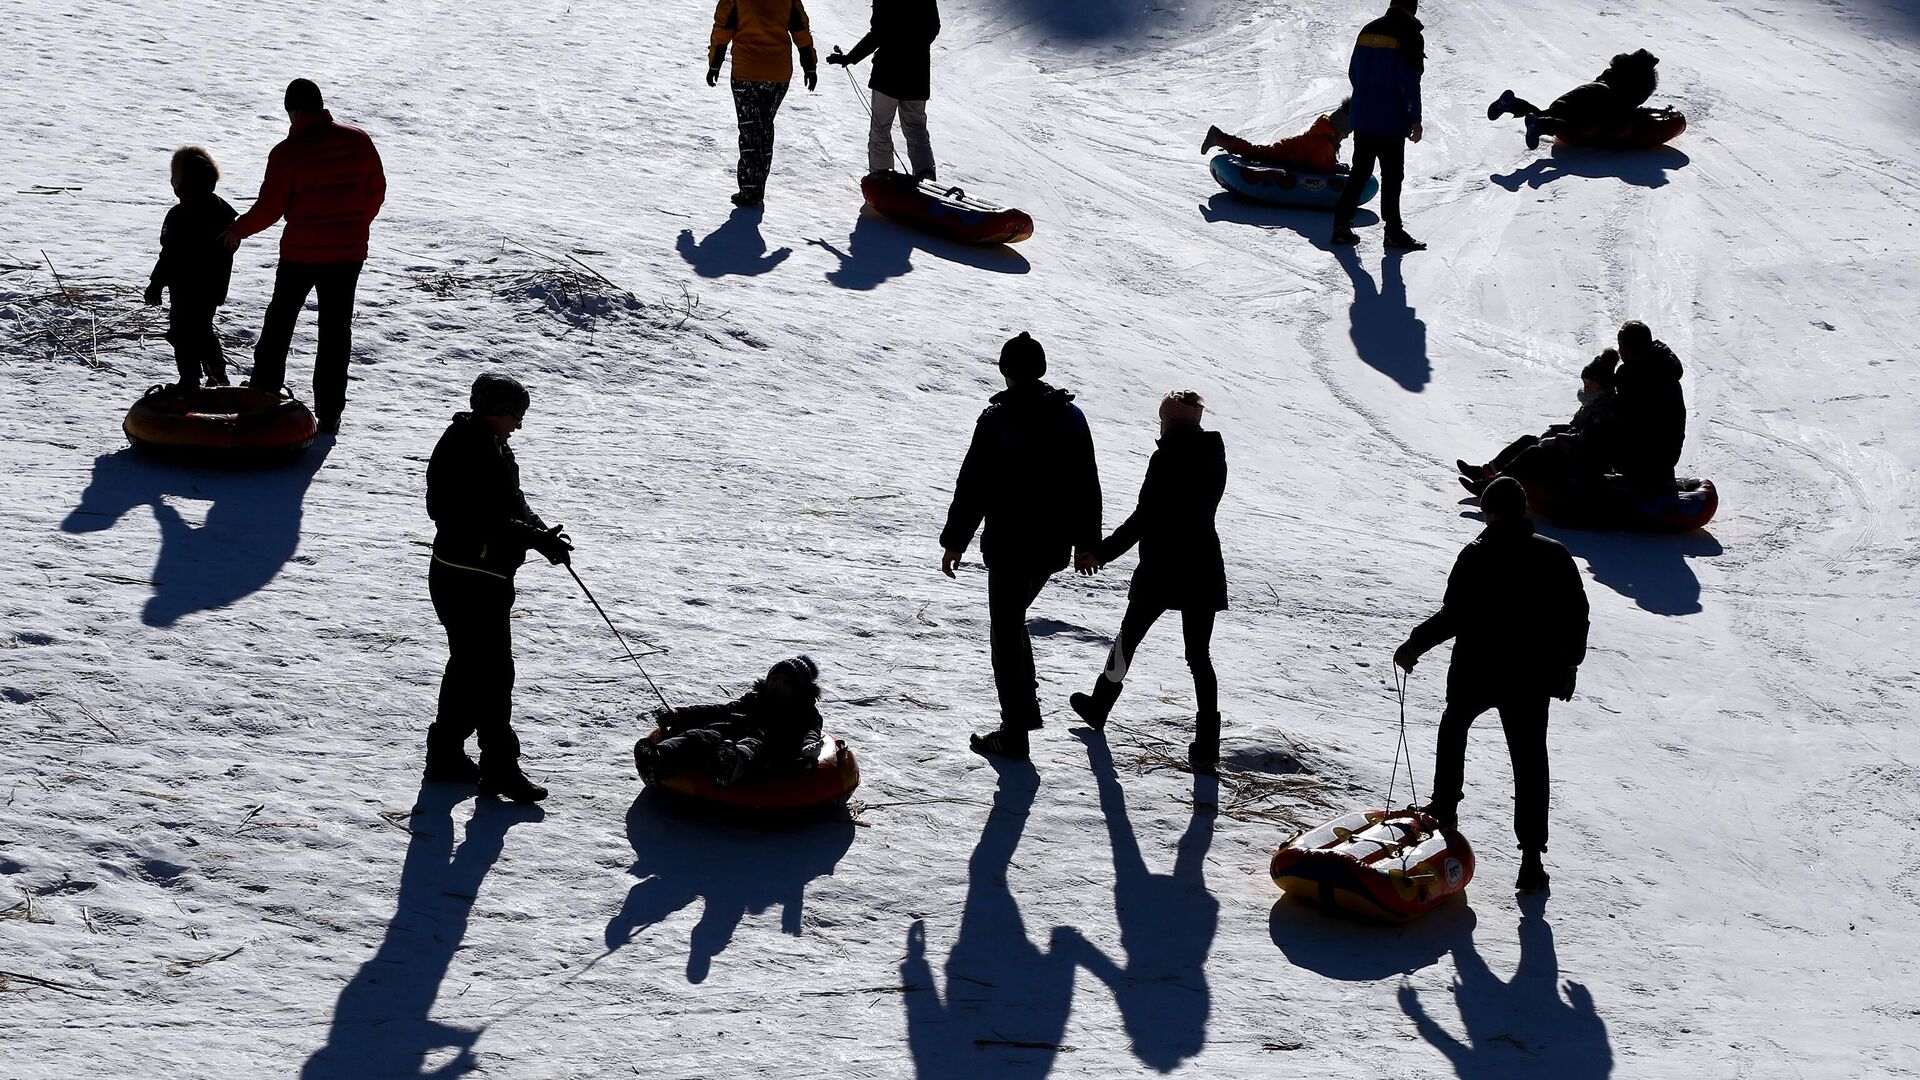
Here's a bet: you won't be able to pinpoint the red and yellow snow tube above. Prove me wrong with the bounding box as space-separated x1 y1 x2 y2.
1556 107 1687 150
123 384 317 461
1270 809 1474 923
638 728 860 814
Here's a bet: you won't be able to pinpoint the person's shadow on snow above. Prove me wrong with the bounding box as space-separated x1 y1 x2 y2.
1399 893 1614 1078
1060 732 1217 1072
1337 246 1430 392
301 784 543 1079
1196 193 1379 245
676 206 792 279
1460 507 1721 616
809 207 1030 291
59 440 333 628
603 791 856 983
1491 145 1690 191
901 759 1080 1080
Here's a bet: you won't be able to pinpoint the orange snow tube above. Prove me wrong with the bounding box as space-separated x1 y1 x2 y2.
123 384 317 461
638 728 860 814
1270 809 1474 923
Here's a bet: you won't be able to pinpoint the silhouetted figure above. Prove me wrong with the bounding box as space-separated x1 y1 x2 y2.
1394 477 1589 893
1611 319 1686 492
633 656 824 788
1489 50 1661 150
224 79 385 434
709 0 818 206
1333 0 1426 249
940 333 1102 760
423 373 574 804
1461 349 1625 497
826 0 941 180
1202 99 1353 173
1070 391 1228 771
143 146 237 389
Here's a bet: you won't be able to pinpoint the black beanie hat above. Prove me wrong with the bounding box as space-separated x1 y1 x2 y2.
1580 348 1620 388
470 372 530 417
1482 476 1528 519
1392 0 1418 13
285 79 324 113
999 332 1046 381
770 654 820 686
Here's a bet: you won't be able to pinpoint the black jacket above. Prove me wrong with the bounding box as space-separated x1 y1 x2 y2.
844 0 940 101
940 380 1101 574
150 195 239 306
1097 425 1228 612
1548 60 1657 132
1613 341 1686 486
1542 388 1626 473
1404 519 1589 698
426 413 549 579
662 687 825 766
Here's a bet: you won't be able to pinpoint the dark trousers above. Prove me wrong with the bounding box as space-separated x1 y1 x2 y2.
426 560 520 771
1429 694 1550 851
1335 132 1406 229
166 297 226 386
987 566 1053 731
652 727 778 783
251 260 363 422
731 79 789 196
1090 598 1219 720
1488 434 1540 474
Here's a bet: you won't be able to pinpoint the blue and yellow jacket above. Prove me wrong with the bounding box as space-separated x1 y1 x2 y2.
1346 6 1424 137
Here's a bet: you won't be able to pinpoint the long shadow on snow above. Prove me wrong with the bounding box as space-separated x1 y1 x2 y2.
1336 245 1430 392
603 790 856 983
676 205 792 278
809 206 1030 291
1063 730 1217 1072
988 0 1214 42
59 439 333 627
902 759 1079 1079
1197 192 1379 244
1399 892 1614 1078
301 784 544 1079
1269 892 1473 981
1459 506 1721 616
1490 145 1690 191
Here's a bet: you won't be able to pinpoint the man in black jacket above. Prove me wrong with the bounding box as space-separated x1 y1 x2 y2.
941 333 1102 760
423 373 575 803
1611 319 1686 492
827 0 940 180
1393 477 1588 892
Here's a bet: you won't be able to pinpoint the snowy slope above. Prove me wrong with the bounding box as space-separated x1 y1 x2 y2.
3 0 1918 1076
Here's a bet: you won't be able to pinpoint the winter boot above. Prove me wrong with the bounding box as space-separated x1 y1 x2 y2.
1384 227 1427 251
1419 799 1459 832
913 168 938 182
479 764 549 804
710 743 751 790
1487 89 1517 122
423 751 480 785
969 727 1030 761
1457 458 1493 480
1516 848 1550 893
1331 221 1360 246
1460 475 1491 497
1201 125 1225 155
1069 676 1122 732
1524 114 1544 151
731 188 764 208
632 739 660 784
1188 711 1222 774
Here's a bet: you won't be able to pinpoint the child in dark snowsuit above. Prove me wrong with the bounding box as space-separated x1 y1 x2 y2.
1201 100 1353 174
1488 49 1661 150
143 147 237 389
1460 349 1624 496
635 656 825 789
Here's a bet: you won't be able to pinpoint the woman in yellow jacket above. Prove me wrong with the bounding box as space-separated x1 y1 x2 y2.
708 0 819 206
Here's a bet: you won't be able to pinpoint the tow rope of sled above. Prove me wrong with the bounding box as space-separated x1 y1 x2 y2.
567 564 672 714
832 47 906 175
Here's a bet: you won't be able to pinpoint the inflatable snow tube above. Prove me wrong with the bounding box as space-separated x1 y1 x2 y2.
1209 154 1378 209
1525 476 1718 532
638 728 861 815
123 384 317 462
860 172 1034 246
1270 808 1474 924
1555 107 1687 150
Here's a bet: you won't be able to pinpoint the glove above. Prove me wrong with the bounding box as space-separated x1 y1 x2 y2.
531 523 573 566
706 66 720 87
1393 641 1420 672
1556 667 1578 702
143 283 162 306
803 67 817 91
826 48 848 66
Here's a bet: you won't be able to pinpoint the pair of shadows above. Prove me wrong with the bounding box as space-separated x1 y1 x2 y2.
676 205 1030 288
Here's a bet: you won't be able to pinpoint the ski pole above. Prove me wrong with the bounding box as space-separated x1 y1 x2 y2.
566 563 672 714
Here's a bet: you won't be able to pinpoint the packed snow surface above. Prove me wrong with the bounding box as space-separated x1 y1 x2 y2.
3 0 1918 1076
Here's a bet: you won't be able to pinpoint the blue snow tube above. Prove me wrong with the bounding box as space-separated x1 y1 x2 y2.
1209 154 1378 210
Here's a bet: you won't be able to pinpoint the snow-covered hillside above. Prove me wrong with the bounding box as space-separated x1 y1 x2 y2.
3 0 1917 1075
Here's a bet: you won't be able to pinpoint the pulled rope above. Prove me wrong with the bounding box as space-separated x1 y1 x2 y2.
833 48 905 174
566 564 671 714
1380 667 1420 812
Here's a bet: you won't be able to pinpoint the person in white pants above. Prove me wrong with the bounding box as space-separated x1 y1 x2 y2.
827 0 941 180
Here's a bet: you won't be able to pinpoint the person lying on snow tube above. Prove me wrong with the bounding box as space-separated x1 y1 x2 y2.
1201 98 1354 173
1460 349 1625 498
634 655 824 789
1487 48 1661 149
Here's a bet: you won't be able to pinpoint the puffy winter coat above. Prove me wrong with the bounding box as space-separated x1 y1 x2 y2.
228 111 385 264
843 0 940 101
1097 425 1228 612
426 413 551 580
1403 519 1589 699
662 687 825 768
711 0 817 83
1250 115 1345 173
1541 388 1626 473
150 194 238 306
940 380 1102 574
1346 6 1424 137
1613 341 1686 486
1548 54 1659 133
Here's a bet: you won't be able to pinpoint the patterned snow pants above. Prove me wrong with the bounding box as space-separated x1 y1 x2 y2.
731 79 789 197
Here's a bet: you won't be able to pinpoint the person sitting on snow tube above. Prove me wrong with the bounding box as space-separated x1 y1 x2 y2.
1460 349 1625 497
634 655 824 789
1610 318 1687 494
1201 98 1353 173
1487 48 1660 149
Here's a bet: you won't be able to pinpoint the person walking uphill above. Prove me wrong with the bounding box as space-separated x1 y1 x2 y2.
1393 477 1589 893
1069 391 1229 772
1332 0 1426 250
709 0 819 206
826 0 940 180
222 79 385 434
423 373 576 804
941 333 1102 761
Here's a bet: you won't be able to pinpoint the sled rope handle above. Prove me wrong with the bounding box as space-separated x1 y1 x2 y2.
834 47 907 174
567 564 673 715
1380 667 1420 812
